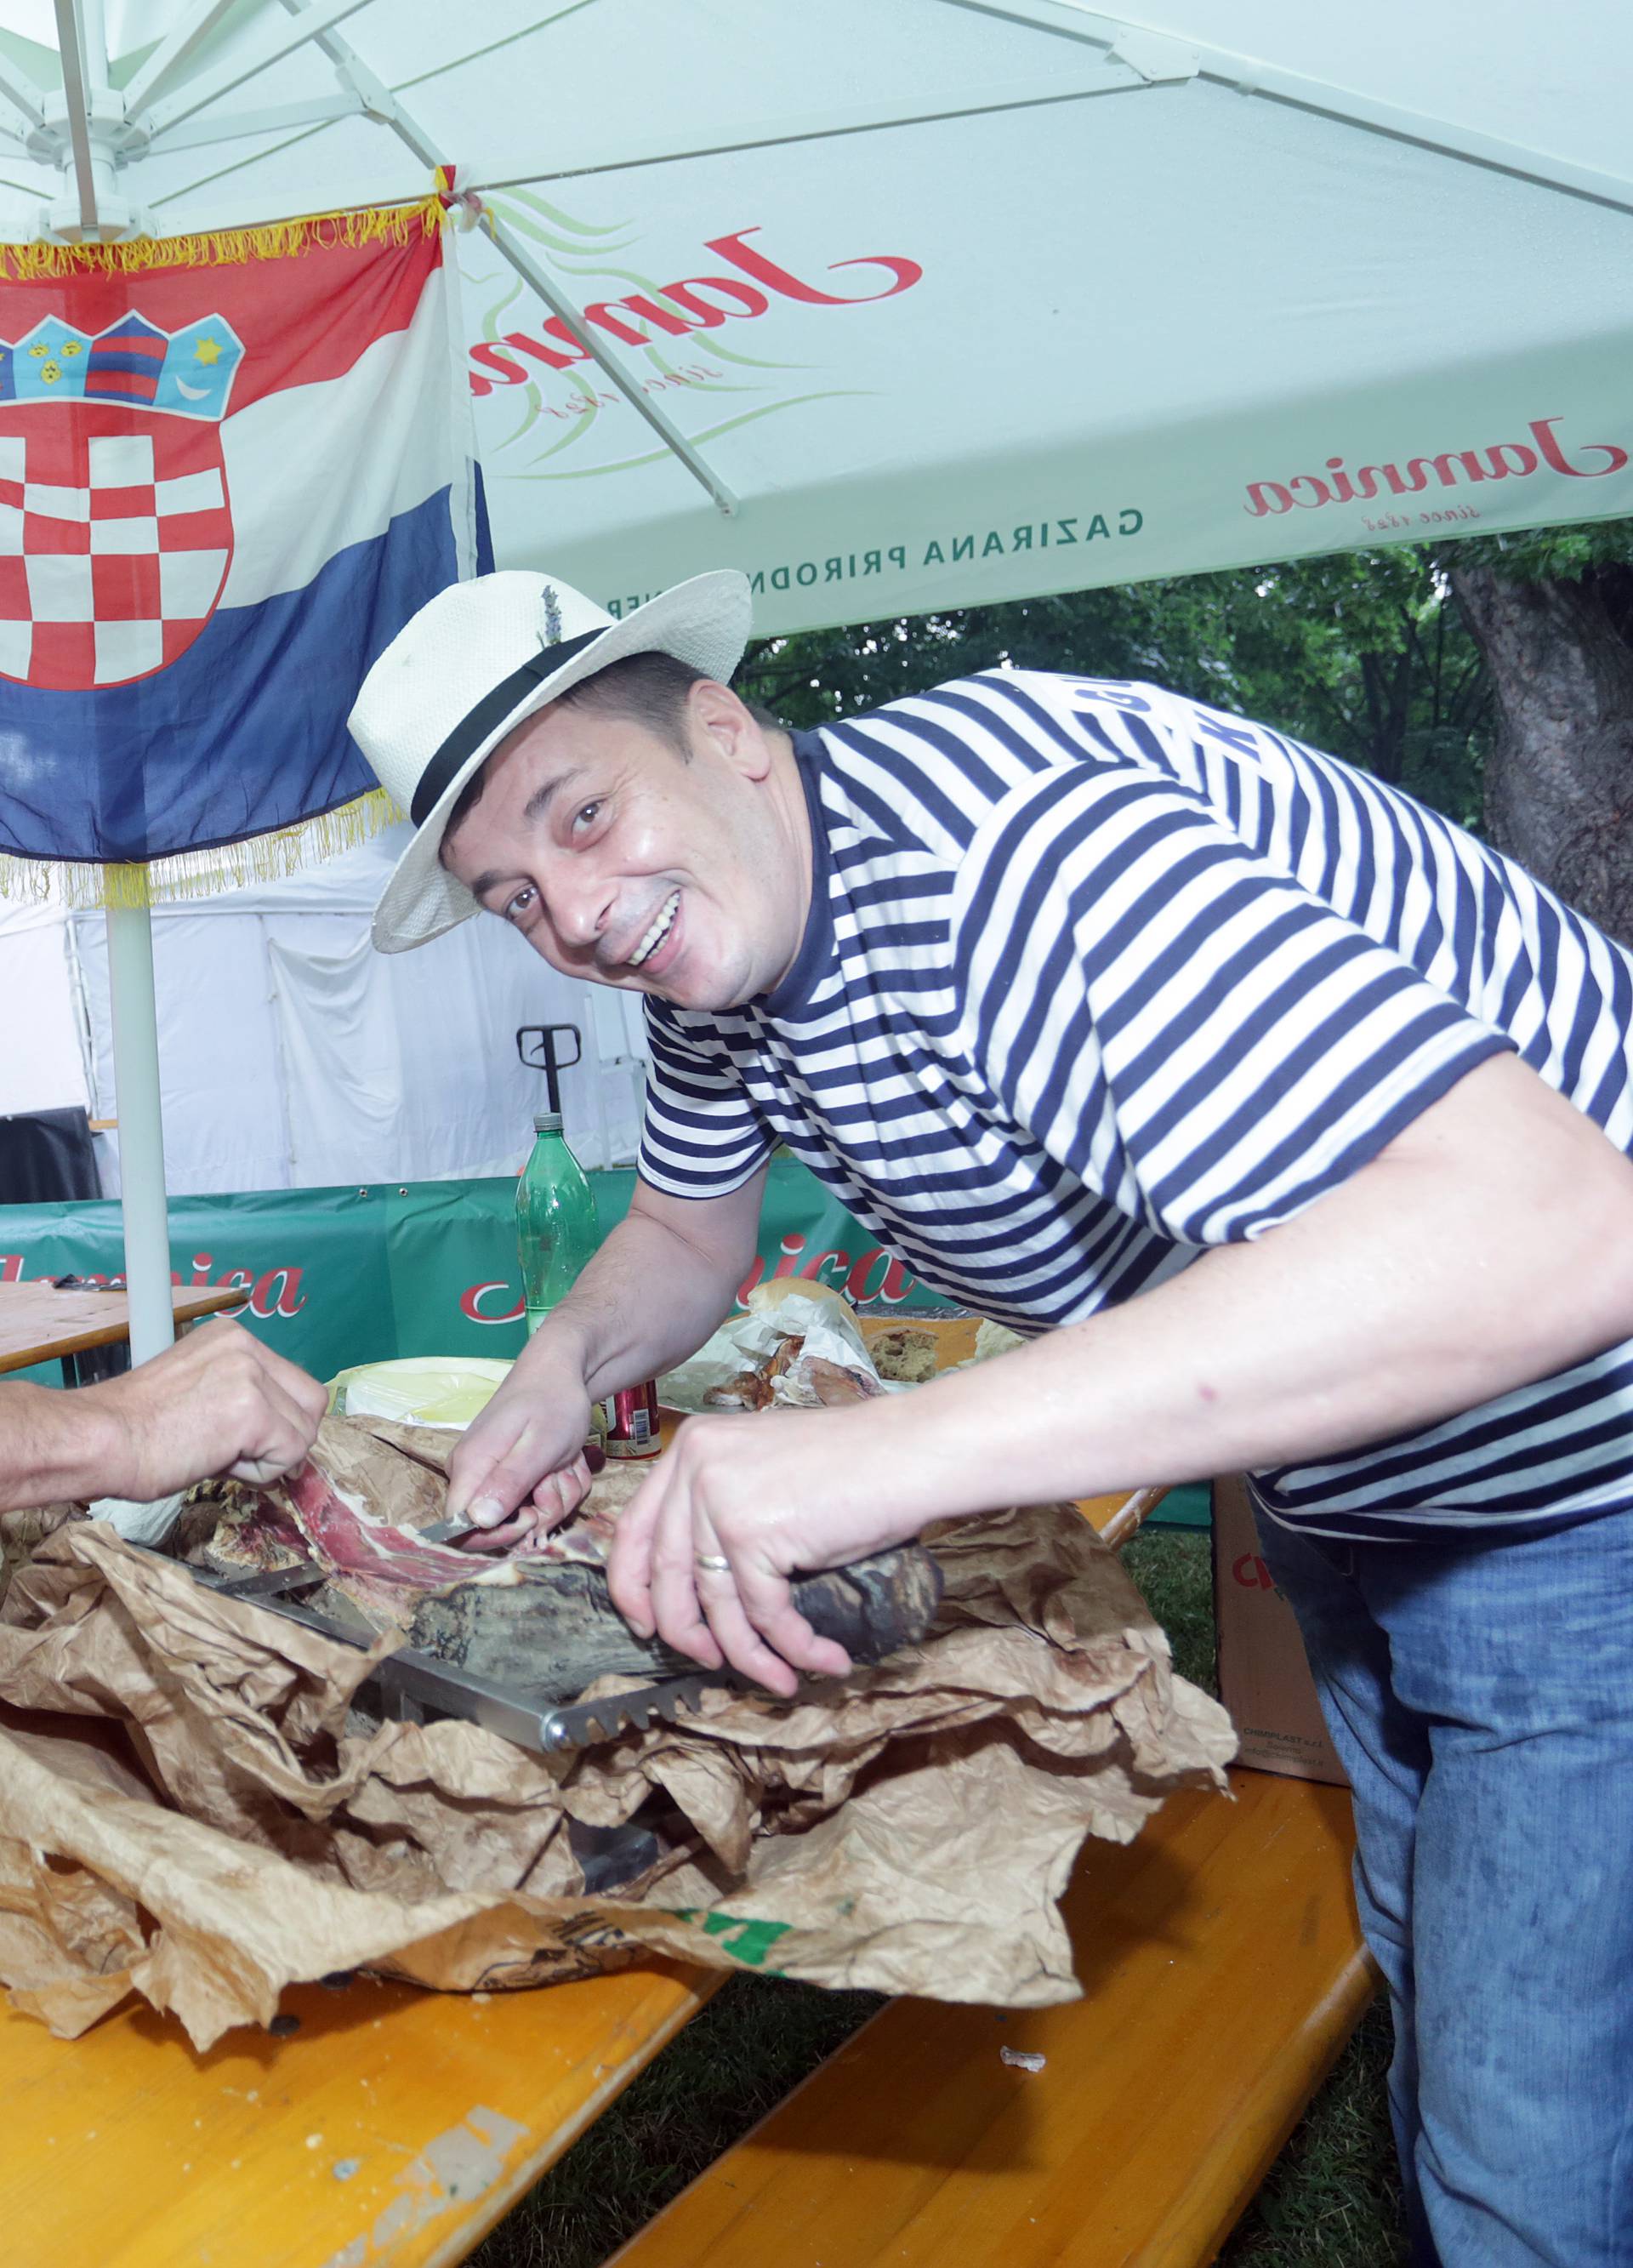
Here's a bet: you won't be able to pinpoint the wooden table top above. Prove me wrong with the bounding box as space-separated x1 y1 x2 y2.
0 1953 720 2268
0 1282 250 1374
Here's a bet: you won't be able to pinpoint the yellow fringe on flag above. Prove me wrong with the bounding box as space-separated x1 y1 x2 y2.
0 196 446 280
0 792 403 910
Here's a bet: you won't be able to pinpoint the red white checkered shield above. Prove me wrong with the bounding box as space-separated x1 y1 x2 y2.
0 402 233 690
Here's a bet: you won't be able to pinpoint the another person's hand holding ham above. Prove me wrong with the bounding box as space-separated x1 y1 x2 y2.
0 1317 329 1513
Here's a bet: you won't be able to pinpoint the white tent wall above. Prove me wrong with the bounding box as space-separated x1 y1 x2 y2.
0 901 93 1120
0 829 646 1198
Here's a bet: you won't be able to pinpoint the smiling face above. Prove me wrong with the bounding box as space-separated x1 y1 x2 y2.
439 678 813 1011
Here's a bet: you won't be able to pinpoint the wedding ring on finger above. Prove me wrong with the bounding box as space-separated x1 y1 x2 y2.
694 1552 733 1574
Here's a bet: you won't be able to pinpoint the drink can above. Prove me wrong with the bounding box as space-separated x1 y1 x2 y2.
598 1379 661 1459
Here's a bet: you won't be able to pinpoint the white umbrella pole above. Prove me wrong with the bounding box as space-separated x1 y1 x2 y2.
105 880 174 1365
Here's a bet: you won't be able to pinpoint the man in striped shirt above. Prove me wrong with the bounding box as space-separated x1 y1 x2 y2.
353 571 1633 2268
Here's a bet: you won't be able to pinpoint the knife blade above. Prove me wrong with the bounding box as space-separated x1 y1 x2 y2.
418 1516 482 1549
207 1558 328 1602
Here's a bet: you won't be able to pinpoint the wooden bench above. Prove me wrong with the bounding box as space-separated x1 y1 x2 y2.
605 1767 1373 2268
0 1279 248 1385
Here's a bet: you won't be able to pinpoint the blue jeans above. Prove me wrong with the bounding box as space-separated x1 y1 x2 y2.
1255 1504 1633 2268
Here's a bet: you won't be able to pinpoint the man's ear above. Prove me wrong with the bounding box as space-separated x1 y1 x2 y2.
689 679 771 782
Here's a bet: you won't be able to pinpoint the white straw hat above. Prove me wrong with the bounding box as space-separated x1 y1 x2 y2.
350 568 753 952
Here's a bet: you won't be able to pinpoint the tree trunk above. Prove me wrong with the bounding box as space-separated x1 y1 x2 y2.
1357 645 1414 784
1449 562 1633 943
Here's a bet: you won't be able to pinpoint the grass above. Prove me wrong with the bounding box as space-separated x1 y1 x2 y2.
467 1974 885 2268
1221 1996 1403 2267
470 1528 1405 2268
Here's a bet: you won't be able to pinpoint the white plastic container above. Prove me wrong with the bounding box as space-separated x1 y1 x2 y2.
325 1356 514 1429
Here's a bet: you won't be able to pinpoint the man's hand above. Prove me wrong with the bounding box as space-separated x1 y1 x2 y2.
440 1171 768 1553
606 1404 930 1696
445 1348 599 1550
90 1319 328 1501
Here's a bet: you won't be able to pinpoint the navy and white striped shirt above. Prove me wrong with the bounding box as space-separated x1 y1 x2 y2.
639 670 1633 1541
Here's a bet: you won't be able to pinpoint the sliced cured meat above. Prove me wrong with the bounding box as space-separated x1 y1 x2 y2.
185 1416 638 1631
220 1416 624 1627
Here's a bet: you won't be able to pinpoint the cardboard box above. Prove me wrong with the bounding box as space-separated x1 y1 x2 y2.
1211 1475 1347 1786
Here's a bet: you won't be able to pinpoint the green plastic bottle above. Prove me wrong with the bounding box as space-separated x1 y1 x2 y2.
515 1024 599 1337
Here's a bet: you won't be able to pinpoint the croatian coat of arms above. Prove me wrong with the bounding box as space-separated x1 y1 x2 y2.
0 310 243 690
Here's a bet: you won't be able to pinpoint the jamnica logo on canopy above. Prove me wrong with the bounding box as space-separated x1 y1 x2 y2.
466 225 923 397
1243 416 1629 517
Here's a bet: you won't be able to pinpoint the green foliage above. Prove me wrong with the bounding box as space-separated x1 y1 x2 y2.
1439 515 1633 582
1122 1526 1216 1693
741 551 1490 829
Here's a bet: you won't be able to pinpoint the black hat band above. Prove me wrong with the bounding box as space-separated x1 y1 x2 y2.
409 626 607 828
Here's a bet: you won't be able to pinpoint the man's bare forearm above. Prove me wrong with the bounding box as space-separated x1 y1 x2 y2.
0 1380 128 1511
443 1174 768 1532
517 1171 765 1400
604 1059 1633 1684
847 1054 1633 1524
1 1326 328 1513
527 1215 739 1398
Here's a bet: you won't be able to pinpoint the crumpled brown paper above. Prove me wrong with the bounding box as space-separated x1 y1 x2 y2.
0 1499 1234 2049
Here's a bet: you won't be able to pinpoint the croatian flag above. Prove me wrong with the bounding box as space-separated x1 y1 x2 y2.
0 214 485 866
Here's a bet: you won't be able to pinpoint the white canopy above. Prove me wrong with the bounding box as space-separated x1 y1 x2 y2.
0 828 648 1193
3 2 1629 1350
2 2 1628 630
